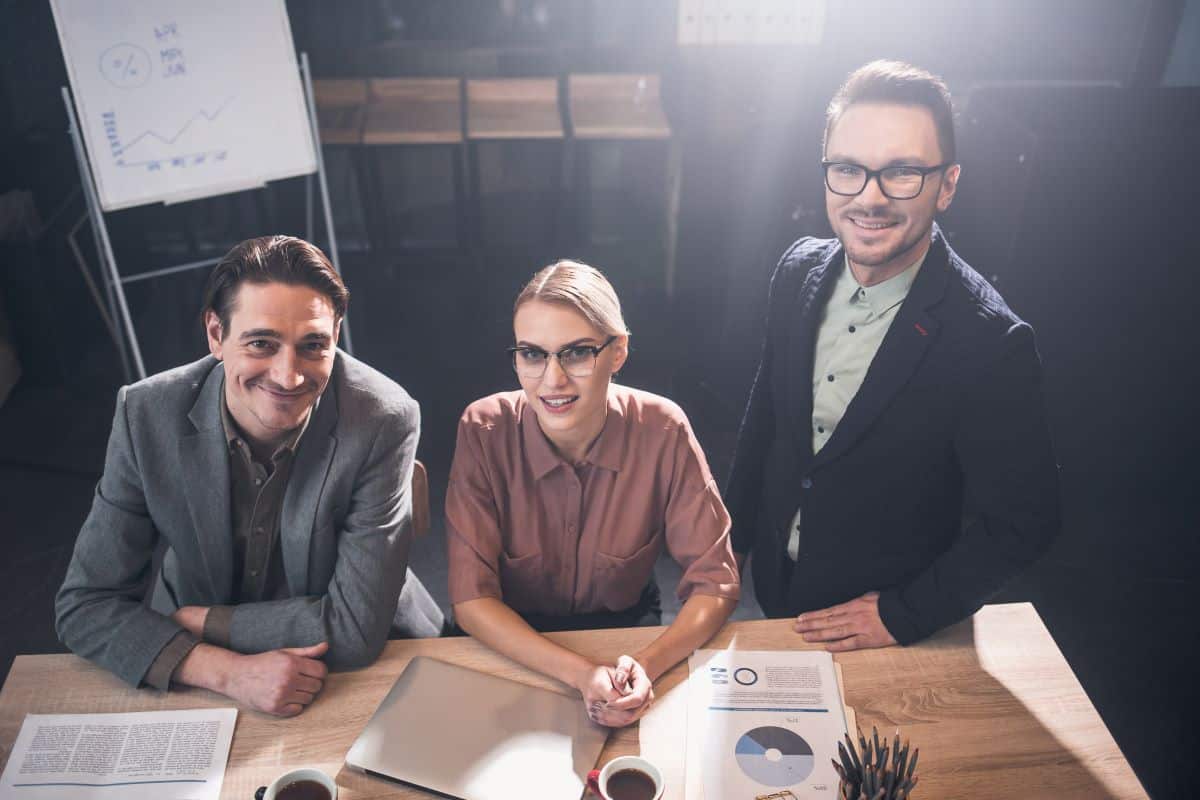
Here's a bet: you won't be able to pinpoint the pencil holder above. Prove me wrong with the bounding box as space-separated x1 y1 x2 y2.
832 726 919 800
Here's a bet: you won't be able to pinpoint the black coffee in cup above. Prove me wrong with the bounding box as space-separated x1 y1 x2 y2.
276 779 331 800
605 767 656 800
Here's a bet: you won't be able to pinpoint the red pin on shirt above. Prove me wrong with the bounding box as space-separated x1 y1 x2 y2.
914 323 929 336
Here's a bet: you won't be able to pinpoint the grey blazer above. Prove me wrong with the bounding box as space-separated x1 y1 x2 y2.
56 352 435 687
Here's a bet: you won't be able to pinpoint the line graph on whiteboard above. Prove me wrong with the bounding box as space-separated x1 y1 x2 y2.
100 96 236 171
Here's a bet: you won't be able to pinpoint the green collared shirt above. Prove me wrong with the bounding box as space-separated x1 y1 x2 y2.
811 252 925 453
786 250 925 561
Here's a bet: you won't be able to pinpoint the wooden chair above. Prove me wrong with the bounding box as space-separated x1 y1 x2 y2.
411 459 430 538
362 78 466 249
311 79 370 250
464 78 567 246
567 73 682 295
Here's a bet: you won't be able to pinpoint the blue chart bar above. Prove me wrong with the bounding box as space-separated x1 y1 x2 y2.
15 778 207 787
708 706 829 713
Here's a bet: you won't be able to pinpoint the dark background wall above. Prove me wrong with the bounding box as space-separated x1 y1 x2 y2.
1 1 1197 797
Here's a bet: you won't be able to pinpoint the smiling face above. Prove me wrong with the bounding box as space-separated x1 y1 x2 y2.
512 299 627 461
824 102 960 285
205 281 340 450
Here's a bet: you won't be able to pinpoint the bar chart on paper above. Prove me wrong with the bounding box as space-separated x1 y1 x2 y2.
51 0 316 210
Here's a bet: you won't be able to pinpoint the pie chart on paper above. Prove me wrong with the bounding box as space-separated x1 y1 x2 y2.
734 726 815 787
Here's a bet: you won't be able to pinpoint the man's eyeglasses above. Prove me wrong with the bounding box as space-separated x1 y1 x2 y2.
508 336 617 379
822 160 951 200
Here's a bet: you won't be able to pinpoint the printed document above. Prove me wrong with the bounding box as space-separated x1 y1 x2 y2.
686 650 847 799
0 708 236 799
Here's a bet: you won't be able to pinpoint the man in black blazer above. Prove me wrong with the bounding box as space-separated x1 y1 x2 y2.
725 61 1059 650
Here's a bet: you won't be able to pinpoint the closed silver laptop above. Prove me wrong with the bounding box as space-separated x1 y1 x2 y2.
345 656 609 800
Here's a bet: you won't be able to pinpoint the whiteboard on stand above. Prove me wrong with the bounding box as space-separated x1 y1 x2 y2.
51 0 316 211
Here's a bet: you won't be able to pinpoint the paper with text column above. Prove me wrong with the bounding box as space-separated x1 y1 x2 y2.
0 708 236 799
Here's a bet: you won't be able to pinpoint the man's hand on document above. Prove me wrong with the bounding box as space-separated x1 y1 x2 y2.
576 655 654 728
792 591 898 652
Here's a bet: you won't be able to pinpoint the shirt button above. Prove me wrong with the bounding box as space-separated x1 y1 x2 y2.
817 426 824 434
254 527 264 536
254 477 263 486
250 569 260 577
568 524 576 533
827 374 835 382
848 325 856 333
801 477 813 489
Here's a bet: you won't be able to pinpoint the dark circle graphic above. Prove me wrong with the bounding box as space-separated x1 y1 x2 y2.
734 726 815 787
99 43 152 89
733 667 758 686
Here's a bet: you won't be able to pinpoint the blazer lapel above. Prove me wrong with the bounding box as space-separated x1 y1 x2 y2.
810 230 950 471
787 246 844 462
180 362 233 602
280 361 340 595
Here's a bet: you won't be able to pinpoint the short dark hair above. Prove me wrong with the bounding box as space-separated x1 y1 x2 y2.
824 60 956 164
202 236 349 337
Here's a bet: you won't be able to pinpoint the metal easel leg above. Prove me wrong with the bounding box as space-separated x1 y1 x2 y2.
299 52 353 355
62 87 147 380
305 173 314 243
67 213 128 377
84 203 132 381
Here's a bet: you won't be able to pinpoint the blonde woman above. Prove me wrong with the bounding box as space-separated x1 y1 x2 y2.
446 260 739 728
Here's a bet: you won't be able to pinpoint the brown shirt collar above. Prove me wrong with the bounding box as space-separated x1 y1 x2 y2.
520 388 627 479
218 378 311 461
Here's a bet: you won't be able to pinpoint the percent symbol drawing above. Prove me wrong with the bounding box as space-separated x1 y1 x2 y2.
99 43 151 89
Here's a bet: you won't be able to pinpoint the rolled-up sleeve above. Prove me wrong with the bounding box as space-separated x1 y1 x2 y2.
446 418 505 605
142 631 200 691
665 422 741 603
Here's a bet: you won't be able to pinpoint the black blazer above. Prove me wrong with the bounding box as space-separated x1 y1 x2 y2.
725 225 1060 644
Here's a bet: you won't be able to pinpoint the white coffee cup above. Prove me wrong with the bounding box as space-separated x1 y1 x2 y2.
586 755 664 800
260 767 338 800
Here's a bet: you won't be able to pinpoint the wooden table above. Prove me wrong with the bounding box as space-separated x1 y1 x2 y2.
363 79 463 146
312 79 368 146
567 74 671 141
0 603 1144 799
465 79 563 140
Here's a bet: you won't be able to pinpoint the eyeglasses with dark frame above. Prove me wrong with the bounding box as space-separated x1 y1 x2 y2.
508 336 618 379
821 160 952 200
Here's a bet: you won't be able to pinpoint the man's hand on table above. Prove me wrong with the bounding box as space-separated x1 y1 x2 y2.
793 591 898 652
573 655 654 728
225 642 330 716
176 641 330 717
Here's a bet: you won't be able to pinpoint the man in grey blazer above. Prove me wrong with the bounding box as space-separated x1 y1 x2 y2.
56 235 441 716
